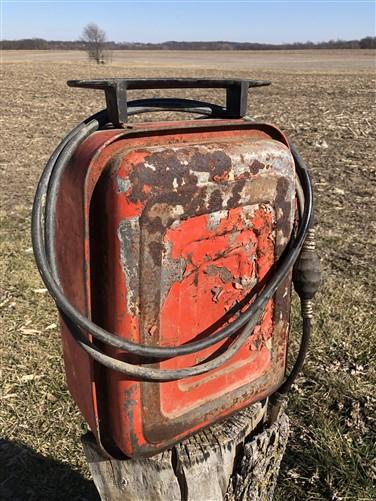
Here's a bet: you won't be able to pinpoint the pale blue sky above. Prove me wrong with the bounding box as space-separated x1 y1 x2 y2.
1 1 375 43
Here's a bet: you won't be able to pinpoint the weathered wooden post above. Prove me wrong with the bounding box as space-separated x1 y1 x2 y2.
82 402 290 501
32 78 319 501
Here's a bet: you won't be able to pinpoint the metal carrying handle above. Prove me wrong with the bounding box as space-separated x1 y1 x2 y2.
67 78 271 125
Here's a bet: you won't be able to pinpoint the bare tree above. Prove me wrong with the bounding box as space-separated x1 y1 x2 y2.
81 23 107 64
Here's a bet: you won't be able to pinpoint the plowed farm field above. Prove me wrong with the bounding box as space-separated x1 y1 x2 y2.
1 50 375 500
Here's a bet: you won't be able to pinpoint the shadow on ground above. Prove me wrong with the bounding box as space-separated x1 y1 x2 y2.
0 439 99 501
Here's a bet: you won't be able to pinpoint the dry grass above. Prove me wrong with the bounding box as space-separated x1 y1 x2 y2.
1 51 375 500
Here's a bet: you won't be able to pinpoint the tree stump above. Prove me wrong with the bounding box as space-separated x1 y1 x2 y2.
82 401 289 501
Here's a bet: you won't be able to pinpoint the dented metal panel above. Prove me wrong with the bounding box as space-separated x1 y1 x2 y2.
55 120 296 457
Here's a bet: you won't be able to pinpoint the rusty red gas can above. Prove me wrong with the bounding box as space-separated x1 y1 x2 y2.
32 79 315 458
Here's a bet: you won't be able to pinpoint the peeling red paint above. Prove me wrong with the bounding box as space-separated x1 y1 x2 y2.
158 207 275 417
54 120 295 458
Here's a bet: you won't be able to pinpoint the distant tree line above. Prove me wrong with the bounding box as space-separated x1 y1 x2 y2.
1 36 375 51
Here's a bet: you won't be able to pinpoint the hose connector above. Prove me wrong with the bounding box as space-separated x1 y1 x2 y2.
268 227 320 424
293 227 321 317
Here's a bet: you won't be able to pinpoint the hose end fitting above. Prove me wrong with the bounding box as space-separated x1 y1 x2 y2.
293 226 321 316
301 299 314 319
267 392 286 425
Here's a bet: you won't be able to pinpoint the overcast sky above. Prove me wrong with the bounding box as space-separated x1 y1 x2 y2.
1 1 375 43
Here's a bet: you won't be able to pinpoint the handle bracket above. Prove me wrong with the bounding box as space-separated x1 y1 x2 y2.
67 78 271 125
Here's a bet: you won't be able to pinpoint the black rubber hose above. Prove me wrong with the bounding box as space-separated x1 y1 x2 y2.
32 110 313 380
60 306 265 381
267 314 311 423
34 123 312 358
276 316 311 395
124 97 226 117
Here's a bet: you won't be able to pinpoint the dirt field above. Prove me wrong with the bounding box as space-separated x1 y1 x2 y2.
2 48 375 72
1 50 375 500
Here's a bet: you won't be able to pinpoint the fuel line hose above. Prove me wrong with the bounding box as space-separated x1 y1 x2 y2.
31 106 319 386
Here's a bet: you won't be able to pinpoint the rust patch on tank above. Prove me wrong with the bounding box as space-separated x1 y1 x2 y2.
249 159 266 175
189 150 232 181
205 264 234 283
208 189 223 212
